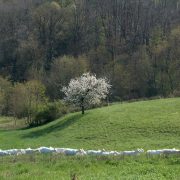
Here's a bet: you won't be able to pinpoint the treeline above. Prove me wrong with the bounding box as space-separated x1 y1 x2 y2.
0 77 70 126
0 0 180 102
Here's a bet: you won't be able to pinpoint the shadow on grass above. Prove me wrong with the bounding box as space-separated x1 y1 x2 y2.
21 113 85 138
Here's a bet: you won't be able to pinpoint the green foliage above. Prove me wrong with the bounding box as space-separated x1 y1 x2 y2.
0 76 12 115
0 0 179 101
47 55 89 99
10 80 47 125
10 83 27 118
31 101 69 126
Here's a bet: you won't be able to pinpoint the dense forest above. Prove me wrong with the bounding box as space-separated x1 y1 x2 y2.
0 0 179 102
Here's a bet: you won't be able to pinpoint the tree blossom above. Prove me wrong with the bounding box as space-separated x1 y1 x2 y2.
62 73 111 114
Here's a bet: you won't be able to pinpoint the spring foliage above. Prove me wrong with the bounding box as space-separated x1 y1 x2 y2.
62 73 111 114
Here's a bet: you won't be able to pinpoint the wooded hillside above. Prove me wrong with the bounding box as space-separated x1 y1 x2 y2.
0 0 179 100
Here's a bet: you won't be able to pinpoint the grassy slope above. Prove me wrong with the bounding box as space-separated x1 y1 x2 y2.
0 98 180 150
0 98 180 180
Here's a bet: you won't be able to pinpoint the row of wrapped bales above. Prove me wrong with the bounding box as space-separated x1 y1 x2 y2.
0 147 180 156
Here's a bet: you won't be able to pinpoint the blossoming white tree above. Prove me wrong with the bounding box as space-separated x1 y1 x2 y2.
62 73 111 114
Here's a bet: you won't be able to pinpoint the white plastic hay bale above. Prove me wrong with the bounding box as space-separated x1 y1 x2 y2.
5 149 21 155
100 149 110 156
0 150 9 156
147 149 180 156
1 147 179 157
86 150 102 155
101 151 111 156
24 148 36 154
20 149 26 154
147 150 163 155
76 149 87 156
161 149 180 155
116 151 123 156
109 151 120 156
122 149 144 156
64 148 79 155
16 149 26 156
55 148 66 154
38 147 56 153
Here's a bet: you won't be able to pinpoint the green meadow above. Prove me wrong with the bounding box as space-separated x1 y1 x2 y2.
0 98 180 179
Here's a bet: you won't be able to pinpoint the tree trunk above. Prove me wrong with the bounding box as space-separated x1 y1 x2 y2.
14 116 16 127
81 105 85 115
81 98 85 114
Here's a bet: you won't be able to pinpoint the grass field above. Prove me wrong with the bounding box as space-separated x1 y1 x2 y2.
0 155 180 180
0 98 180 179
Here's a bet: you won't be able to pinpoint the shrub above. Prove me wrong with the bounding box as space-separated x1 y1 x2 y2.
172 90 180 97
10 80 47 125
0 76 12 115
30 101 69 127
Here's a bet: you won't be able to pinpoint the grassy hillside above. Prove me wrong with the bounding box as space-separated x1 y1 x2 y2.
0 98 180 179
0 98 180 150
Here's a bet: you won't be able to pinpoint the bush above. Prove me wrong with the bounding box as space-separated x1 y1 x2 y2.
172 90 180 97
30 101 69 127
10 80 47 125
0 76 12 115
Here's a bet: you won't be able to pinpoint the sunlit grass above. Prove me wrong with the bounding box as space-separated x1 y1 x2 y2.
0 98 179 150
0 154 180 180
0 98 180 179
